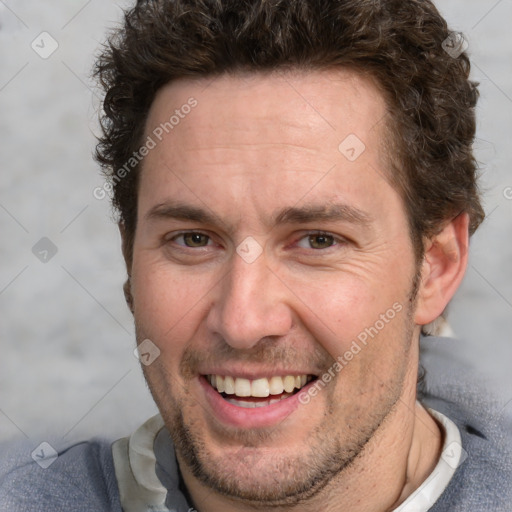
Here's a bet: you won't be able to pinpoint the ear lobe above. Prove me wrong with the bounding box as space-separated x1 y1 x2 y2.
119 222 133 273
119 222 135 314
123 278 135 314
414 213 469 326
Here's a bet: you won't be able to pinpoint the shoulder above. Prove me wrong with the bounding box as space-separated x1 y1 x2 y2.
0 438 122 512
420 336 512 511
427 418 512 511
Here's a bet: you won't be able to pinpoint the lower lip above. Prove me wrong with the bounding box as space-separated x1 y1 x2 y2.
199 376 314 429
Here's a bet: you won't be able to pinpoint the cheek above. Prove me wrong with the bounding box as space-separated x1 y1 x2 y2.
280 266 410 362
131 259 215 354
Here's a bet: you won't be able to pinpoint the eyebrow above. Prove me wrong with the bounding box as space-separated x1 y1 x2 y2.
144 201 372 230
145 203 220 226
273 204 372 227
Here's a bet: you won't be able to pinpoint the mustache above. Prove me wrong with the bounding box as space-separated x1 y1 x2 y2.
179 340 335 379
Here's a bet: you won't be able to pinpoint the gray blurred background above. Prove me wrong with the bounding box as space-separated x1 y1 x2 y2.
0 0 511 447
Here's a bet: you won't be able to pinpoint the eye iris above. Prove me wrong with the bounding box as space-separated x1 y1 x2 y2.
309 234 334 249
184 233 208 247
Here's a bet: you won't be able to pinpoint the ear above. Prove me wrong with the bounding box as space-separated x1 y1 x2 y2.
119 222 133 272
119 222 134 314
414 212 469 326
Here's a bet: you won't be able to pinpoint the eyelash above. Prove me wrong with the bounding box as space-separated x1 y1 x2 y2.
168 231 215 248
167 231 346 251
294 231 344 251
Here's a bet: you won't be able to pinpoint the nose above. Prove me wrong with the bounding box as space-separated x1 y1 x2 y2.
206 250 293 350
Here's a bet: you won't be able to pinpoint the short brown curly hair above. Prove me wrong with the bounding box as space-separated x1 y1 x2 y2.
94 0 484 264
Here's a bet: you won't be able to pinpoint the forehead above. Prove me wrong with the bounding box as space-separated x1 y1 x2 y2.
138 69 398 227
145 68 388 145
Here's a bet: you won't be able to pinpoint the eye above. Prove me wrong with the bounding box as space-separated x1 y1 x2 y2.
296 233 339 250
172 232 212 248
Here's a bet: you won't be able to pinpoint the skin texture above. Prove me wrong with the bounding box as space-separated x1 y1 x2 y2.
124 70 469 512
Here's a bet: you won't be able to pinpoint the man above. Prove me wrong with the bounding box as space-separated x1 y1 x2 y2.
1 0 511 511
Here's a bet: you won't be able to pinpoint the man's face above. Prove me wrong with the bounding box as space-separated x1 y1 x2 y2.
129 70 422 504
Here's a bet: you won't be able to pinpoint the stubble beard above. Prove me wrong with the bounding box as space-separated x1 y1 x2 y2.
165 401 393 508
143 311 417 508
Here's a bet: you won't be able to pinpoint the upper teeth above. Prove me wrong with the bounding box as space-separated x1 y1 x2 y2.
207 375 311 398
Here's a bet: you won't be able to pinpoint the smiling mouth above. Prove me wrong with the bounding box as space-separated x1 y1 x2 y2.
205 374 316 408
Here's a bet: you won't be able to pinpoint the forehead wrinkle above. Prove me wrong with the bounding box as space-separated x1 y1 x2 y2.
183 143 320 153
